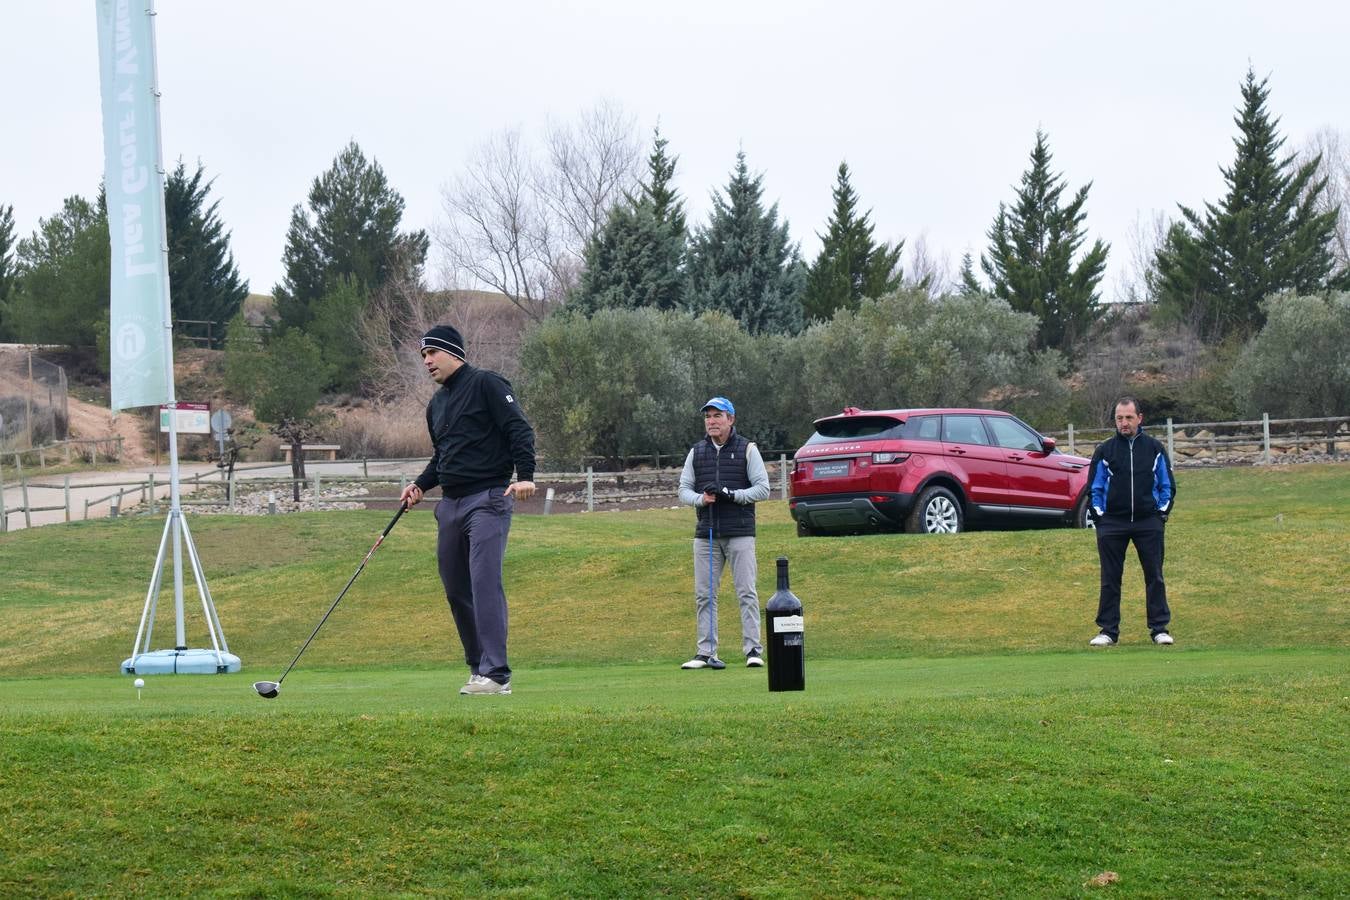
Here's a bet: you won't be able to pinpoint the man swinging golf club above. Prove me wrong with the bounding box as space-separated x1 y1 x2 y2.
678 397 770 670
400 325 536 696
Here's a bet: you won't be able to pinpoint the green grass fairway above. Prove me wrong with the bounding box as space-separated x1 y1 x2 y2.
1 463 1346 896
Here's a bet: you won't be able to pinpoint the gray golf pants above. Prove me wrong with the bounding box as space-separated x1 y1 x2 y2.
435 489 513 684
692 536 762 659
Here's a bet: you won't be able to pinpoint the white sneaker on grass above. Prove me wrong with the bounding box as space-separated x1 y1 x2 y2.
460 675 511 695
1152 632 1175 645
746 652 764 668
1089 633 1116 647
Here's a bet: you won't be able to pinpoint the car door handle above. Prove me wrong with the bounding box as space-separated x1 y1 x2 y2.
949 446 967 455
1007 454 1023 462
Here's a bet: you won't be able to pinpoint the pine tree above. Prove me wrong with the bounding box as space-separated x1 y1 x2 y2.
685 151 804 335
10 194 110 346
801 162 903 322
274 141 428 330
164 161 248 345
273 141 428 386
1154 69 1341 339
980 131 1108 355
571 128 687 313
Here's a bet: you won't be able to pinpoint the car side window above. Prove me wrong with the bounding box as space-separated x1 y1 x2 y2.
985 416 1042 452
905 415 941 441
941 415 990 446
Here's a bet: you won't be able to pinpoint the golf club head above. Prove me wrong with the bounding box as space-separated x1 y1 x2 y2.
253 681 280 699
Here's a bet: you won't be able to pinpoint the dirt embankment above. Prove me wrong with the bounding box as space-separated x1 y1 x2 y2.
65 395 154 466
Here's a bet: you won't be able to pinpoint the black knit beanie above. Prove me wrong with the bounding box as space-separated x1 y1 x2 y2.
420 324 466 360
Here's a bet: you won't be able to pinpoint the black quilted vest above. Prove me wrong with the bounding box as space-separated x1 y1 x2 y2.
692 430 755 538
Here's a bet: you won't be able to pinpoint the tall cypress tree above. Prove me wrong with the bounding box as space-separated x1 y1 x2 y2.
164 161 248 344
685 151 804 335
1154 69 1340 338
801 162 903 322
0 204 15 338
981 131 1108 355
957 251 983 296
572 128 688 313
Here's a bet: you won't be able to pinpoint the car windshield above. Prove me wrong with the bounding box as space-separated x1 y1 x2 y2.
805 415 936 444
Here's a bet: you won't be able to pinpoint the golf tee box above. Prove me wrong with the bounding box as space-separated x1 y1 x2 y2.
122 648 242 675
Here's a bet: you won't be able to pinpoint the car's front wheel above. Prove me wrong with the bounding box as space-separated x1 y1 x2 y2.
1072 492 1095 529
906 486 964 534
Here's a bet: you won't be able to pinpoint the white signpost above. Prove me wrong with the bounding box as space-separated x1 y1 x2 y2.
159 402 211 434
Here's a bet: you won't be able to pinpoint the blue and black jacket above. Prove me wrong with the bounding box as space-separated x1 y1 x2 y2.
1089 428 1175 522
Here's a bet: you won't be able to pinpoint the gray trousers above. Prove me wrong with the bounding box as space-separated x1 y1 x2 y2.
435 490 513 683
692 536 762 658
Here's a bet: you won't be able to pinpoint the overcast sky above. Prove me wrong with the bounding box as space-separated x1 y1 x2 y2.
5 1 1348 301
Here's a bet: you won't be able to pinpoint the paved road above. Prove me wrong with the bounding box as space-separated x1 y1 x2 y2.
1 458 429 533
0 462 223 532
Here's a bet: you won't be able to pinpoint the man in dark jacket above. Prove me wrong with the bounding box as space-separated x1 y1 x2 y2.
1087 396 1176 647
677 397 771 670
400 325 536 695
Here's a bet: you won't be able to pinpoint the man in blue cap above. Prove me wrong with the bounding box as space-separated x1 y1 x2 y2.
677 396 771 669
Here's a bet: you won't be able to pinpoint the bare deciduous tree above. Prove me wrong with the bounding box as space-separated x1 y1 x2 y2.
437 102 642 322
540 99 642 254
438 129 557 322
903 231 952 297
359 277 529 405
1117 210 1170 304
1296 127 1350 277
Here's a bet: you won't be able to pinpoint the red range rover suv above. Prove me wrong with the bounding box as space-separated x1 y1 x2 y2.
790 407 1092 535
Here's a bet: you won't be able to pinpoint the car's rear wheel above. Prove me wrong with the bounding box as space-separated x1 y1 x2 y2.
906 486 964 534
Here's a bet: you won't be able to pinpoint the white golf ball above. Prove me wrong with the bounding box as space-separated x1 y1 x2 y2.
134 678 145 689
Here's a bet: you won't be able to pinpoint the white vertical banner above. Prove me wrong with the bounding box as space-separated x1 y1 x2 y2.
96 0 173 411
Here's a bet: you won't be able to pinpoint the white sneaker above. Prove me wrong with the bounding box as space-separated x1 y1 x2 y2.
1089 633 1116 647
460 675 511 695
746 652 764 668
1152 632 1175 645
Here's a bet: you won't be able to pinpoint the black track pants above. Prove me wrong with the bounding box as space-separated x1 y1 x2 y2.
435 489 514 684
1095 515 1171 640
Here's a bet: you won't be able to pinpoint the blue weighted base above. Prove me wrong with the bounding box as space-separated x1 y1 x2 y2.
122 648 242 675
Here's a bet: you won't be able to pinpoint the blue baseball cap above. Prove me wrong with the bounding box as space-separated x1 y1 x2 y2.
701 396 735 416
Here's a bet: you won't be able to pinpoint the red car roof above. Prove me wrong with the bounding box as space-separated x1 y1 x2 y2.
814 407 1012 425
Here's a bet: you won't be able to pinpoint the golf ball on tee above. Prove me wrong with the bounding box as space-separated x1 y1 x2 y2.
134 678 145 689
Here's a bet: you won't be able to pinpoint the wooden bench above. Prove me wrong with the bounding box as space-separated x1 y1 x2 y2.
280 443 341 462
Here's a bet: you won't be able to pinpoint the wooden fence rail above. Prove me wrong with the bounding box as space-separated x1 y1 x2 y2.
1 437 124 471
4 414 1345 530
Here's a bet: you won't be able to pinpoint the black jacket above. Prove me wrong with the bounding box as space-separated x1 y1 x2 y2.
1089 428 1175 521
413 364 535 499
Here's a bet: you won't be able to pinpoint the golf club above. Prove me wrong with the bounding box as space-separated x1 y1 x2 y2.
253 502 407 699
709 519 717 660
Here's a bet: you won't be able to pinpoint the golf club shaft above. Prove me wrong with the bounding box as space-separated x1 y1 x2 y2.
708 521 715 610
274 503 406 685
